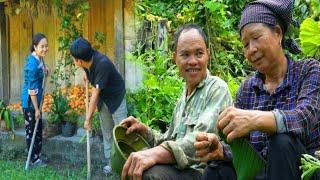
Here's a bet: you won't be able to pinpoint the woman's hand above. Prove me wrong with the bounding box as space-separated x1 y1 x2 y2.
217 107 258 142
217 107 277 142
194 132 224 162
120 116 149 138
44 66 50 76
35 108 41 120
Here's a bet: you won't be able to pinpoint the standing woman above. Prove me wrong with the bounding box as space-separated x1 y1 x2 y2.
21 33 48 168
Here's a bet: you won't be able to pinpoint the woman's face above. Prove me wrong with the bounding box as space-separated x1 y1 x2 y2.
174 28 209 88
34 38 48 58
241 23 283 74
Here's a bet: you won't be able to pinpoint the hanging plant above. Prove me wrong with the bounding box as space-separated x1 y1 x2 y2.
3 0 51 17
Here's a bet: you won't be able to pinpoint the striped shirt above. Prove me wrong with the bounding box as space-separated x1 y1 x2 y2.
146 72 233 171
235 57 320 158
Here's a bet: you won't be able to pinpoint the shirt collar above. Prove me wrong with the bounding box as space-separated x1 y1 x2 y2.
252 55 293 92
89 50 97 72
197 69 210 89
184 69 210 99
31 52 40 61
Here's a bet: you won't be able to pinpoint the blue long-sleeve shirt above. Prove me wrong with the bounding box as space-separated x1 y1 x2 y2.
21 54 45 109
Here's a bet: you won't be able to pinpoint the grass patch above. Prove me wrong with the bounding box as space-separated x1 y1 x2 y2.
0 160 86 180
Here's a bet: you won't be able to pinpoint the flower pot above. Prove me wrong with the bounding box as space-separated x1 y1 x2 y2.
0 120 9 131
110 125 150 176
43 122 61 138
61 121 76 137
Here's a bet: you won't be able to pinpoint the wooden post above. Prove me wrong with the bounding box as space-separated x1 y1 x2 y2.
114 0 125 78
156 20 168 54
0 3 9 104
142 20 152 51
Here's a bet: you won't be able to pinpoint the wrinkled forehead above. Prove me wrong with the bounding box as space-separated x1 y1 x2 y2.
177 29 206 49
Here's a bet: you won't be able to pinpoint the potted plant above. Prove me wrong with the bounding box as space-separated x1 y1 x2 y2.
61 109 78 137
0 100 11 132
43 92 69 138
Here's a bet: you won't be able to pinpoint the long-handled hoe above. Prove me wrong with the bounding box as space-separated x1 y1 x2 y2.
25 72 47 171
85 81 91 180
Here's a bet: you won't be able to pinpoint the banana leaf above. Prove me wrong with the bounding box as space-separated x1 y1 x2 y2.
220 132 266 180
229 138 266 180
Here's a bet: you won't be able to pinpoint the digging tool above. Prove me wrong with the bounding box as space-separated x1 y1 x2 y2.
85 80 91 180
25 64 47 171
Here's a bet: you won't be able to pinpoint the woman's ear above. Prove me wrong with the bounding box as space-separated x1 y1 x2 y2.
274 25 283 44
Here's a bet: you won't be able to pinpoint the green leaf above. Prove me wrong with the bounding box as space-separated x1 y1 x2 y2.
3 110 11 130
300 18 320 57
204 1 223 13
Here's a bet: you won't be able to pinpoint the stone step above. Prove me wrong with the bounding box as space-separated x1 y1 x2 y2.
0 128 119 179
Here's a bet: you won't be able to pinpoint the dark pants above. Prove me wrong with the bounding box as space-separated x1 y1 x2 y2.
259 134 320 180
203 134 320 180
23 108 43 163
202 161 237 180
142 164 202 180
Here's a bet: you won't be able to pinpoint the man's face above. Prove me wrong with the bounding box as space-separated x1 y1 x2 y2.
174 29 208 88
73 58 83 68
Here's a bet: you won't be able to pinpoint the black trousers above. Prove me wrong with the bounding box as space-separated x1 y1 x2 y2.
203 134 320 180
142 164 202 180
202 161 237 180
260 134 319 180
23 108 43 163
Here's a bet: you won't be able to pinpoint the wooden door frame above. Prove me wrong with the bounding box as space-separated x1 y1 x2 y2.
114 0 125 79
0 3 9 103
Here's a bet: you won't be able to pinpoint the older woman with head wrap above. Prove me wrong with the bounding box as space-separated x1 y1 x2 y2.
194 0 320 179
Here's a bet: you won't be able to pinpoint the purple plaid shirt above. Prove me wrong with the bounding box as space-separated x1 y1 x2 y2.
235 57 320 159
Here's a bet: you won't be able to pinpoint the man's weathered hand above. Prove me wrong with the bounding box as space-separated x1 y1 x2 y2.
121 148 157 180
194 132 224 162
120 116 149 138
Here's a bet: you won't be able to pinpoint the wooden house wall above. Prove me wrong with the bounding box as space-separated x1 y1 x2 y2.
4 0 125 102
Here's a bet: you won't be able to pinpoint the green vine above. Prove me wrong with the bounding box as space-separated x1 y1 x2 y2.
50 0 89 91
135 0 252 79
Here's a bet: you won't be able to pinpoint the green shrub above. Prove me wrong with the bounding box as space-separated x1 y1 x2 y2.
48 92 70 124
126 49 183 132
